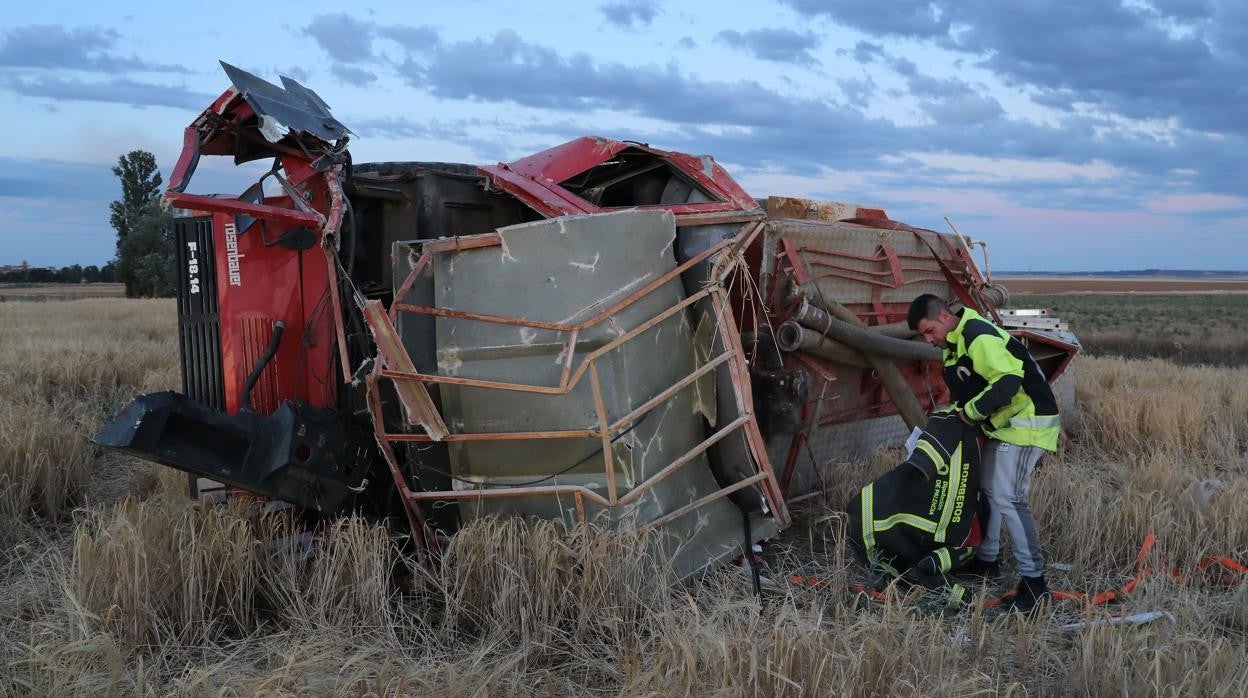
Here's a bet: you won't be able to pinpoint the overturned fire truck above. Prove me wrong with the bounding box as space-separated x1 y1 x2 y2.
95 63 1078 577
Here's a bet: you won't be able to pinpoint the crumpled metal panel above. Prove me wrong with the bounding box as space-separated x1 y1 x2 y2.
765 219 953 305
429 210 778 576
220 61 350 145
675 223 767 512
479 136 761 218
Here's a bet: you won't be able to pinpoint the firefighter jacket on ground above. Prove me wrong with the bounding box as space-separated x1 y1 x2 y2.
847 412 982 605
943 307 1061 452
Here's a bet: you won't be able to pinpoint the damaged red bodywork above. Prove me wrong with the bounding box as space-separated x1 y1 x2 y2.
95 63 1079 577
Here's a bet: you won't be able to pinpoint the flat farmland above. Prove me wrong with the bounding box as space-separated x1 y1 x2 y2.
1 298 1247 694
999 275 1248 294
0 282 126 301
1012 290 1248 366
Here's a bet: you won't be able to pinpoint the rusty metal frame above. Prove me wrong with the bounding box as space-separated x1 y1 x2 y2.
363 221 788 540
788 240 948 290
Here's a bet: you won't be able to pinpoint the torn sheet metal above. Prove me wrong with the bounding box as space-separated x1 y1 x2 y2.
479 136 760 219
676 222 770 513
362 300 448 440
220 61 350 145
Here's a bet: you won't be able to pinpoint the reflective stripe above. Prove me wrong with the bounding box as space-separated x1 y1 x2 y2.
948 583 967 606
861 483 876 565
861 485 902 577
935 547 953 573
873 513 938 534
1009 415 1062 429
916 440 948 475
964 400 985 422
934 442 963 544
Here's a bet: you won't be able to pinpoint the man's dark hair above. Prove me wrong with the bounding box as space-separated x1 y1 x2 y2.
907 294 950 330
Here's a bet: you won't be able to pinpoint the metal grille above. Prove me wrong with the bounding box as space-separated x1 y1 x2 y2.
240 316 280 414
173 217 225 411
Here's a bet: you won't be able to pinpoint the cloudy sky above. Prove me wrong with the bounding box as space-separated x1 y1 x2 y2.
3 0 1245 270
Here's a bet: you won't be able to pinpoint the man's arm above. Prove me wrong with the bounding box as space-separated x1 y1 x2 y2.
961 330 1024 422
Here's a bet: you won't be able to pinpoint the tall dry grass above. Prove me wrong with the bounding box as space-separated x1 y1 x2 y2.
0 298 177 543
3 300 1248 695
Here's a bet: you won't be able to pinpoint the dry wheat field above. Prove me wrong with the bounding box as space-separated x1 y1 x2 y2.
2 298 1247 696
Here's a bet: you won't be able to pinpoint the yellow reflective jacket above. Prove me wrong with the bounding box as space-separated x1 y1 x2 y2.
942 308 1060 452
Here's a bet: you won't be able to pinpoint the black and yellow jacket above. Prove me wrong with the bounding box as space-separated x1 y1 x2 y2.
943 307 1060 452
847 412 982 605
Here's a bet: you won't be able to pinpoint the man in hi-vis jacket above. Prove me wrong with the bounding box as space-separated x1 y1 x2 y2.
908 294 1061 614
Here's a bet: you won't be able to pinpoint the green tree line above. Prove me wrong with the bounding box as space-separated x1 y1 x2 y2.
0 263 117 284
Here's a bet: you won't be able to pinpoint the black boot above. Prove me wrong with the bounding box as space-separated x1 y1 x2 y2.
1010 575 1050 615
959 557 1001 581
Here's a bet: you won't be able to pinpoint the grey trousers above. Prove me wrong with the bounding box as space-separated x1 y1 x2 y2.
976 439 1047 577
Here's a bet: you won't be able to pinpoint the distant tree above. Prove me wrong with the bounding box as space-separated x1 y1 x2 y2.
118 212 176 296
109 150 174 297
57 264 83 283
109 151 162 243
27 267 55 283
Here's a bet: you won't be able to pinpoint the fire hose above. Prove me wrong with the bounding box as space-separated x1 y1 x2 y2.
782 293 936 430
790 297 941 363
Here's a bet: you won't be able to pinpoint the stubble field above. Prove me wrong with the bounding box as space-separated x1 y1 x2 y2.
1014 292 1248 367
1 296 1246 695
0 283 126 302
998 276 1248 294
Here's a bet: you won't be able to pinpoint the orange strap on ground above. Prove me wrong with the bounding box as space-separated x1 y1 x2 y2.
793 533 1246 611
789 574 892 601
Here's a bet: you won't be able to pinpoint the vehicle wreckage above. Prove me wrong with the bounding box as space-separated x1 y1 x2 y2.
95 63 1079 578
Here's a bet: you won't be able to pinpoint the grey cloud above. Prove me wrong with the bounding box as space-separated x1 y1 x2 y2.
303 13 378 63
0 157 115 201
348 115 580 160
920 89 1006 125
319 23 1244 208
889 56 917 77
850 40 884 64
887 58 1004 125
600 0 661 29
282 66 312 82
350 116 433 139
1029 89 1079 112
302 14 437 64
838 77 878 104
783 0 950 38
406 30 878 141
1147 0 1214 20
377 25 440 49
716 28 822 66
388 28 1248 199
331 63 377 86
0 24 186 73
837 77 875 103
4 75 213 110
677 36 697 49
781 0 1248 137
